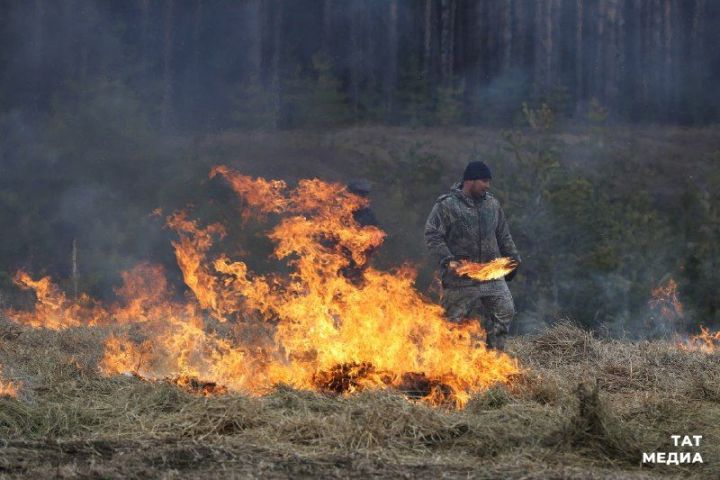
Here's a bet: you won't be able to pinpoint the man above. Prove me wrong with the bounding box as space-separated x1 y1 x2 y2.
424 161 521 351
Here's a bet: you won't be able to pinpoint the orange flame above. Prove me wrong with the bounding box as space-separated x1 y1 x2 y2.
454 257 518 281
113 263 177 324
679 326 720 354
647 278 718 354
649 278 684 319
209 165 288 220
0 366 20 397
5 271 107 329
5 166 520 407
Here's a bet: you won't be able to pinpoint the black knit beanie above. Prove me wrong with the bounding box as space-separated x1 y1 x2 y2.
462 161 492 181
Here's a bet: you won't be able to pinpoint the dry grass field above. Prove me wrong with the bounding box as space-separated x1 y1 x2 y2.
1 320 718 479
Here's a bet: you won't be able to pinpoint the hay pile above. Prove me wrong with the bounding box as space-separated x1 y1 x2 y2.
0 319 717 479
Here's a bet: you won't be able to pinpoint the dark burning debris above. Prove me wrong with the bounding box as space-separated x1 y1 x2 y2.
313 362 390 395
171 375 229 396
312 362 455 404
397 372 453 403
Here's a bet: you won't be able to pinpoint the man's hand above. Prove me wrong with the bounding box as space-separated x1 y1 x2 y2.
441 256 459 271
505 255 521 282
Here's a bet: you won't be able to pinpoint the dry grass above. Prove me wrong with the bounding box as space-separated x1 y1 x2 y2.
0 319 717 478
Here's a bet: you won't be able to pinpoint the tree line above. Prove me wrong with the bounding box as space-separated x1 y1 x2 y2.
1 0 719 129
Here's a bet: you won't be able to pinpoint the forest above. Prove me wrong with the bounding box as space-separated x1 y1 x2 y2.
1 0 719 335
2 0 720 128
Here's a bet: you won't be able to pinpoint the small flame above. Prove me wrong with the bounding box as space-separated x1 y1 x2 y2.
679 326 720 354
0 366 20 397
454 257 518 281
649 278 683 319
5 271 107 329
647 279 719 354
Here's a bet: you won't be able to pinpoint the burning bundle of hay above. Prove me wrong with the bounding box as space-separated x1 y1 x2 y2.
453 257 518 281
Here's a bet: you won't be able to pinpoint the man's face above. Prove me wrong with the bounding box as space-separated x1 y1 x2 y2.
466 178 491 198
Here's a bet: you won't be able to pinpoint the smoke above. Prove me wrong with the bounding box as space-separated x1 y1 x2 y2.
1 1 719 338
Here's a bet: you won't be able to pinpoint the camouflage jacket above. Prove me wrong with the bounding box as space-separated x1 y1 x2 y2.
424 182 520 288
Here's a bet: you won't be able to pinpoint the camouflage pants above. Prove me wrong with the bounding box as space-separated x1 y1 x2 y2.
441 282 515 350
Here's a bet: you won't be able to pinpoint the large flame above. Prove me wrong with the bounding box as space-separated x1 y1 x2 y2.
5 166 520 407
454 258 517 281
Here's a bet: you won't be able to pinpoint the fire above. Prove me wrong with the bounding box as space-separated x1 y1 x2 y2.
0 366 20 397
454 257 518 281
679 326 720 354
164 211 232 318
5 166 520 407
209 165 288 221
649 278 683 321
173 374 229 396
5 271 107 329
646 278 719 354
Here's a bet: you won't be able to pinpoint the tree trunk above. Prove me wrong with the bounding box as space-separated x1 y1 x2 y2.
663 0 672 118
33 0 44 68
454 0 467 81
449 0 456 81
513 0 527 68
605 0 618 104
423 0 433 83
140 0 150 80
500 0 513 73
544 0 553 89
440 0 452 84
576 0 584 100
616 0 626 115
322 0 333 57
594 0 606 101
161 0 174 128
652 0 662 118
691 0 706 68
691 0 706 121
245 0 262 79
362 4 375 90
384 0 398 115
349 1 361 118
486 0 497 77
533 0 542 94
638 0 649 108
32 0 45 101
475 0 486 82
61 0 75 81
534 0 552 95
271 0 282 128
550 0 562 84
192 1 203 88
